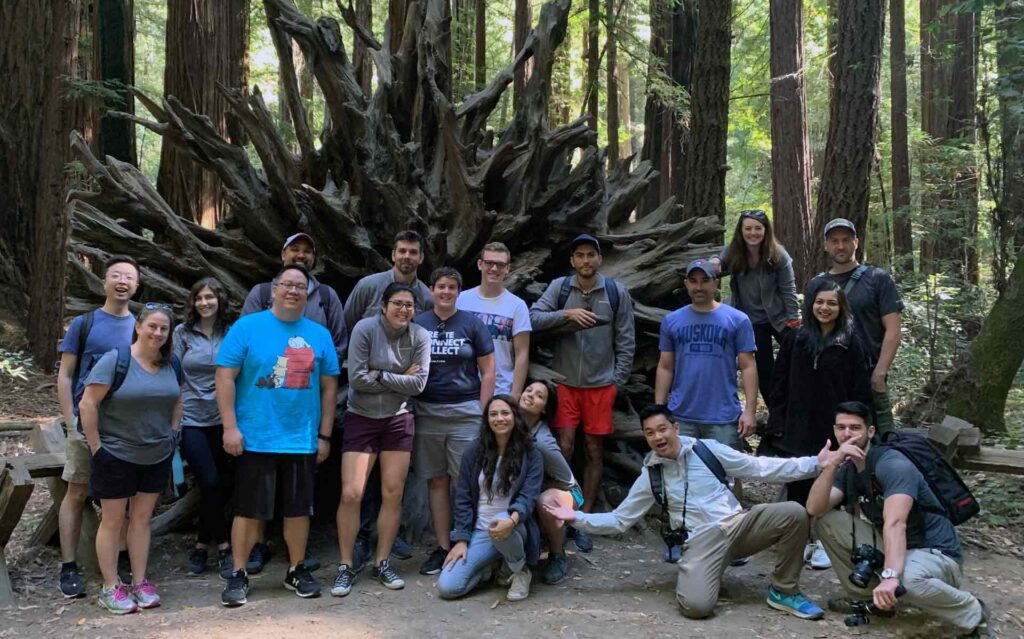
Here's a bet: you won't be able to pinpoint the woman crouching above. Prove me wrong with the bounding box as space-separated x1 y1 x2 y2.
438 395 543 601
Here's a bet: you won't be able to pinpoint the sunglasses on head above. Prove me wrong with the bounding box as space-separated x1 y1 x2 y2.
740 209 768 221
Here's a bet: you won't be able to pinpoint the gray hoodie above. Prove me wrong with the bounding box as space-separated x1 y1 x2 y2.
347 314 431 418
529 274 636 388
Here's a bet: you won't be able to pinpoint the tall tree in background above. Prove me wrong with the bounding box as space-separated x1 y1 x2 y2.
0 0 82 364
513 0 532 108
681 0 731 231
814 0 885 255
768 0 814 286
157 0 249 228
606 0 621 166
354 0 373 94
890 0 913 274
390 0 408 52
1000 3 1024 255
585 0 600 129
613 0 632 159
453 0 474 99
474 0 486 91
668 0 696 200
639 0 670 215
96 0 136 164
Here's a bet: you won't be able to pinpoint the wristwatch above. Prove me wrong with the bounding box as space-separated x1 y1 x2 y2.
880 568 899 581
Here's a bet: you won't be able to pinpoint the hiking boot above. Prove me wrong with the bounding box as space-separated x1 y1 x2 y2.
766 586 824 620
809 541 832 570
419 547 448 576
59 564 86 599
130 580 161 609
218 549 234 580
572 528 594 553
186 547 208 575
221 570 249 607
372 559 405 590
247 542 271 574
330 564 356 597
506 567 532 601
352 537 370 573
390 535 413 560
283 564 321 598
542 553 568 585
964 599 994 638
98 583 138 615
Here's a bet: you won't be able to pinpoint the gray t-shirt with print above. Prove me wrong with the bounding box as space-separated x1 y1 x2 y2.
85 350 180 465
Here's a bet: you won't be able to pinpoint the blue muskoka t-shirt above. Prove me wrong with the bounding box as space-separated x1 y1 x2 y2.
659 304 756 424
217 310 340 454
413 309 495 404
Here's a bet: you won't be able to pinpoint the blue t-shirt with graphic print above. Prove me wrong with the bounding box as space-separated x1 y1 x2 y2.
413 309 495 404
659 304 756 425
217 310 340 454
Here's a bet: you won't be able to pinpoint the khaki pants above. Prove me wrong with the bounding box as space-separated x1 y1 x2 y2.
816 509 983 632
675 501 808 619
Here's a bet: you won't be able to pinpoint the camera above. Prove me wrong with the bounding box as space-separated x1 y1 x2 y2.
661 525 687 564
849 544 886 589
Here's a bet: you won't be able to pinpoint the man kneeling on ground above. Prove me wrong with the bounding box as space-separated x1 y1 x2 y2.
805 401 992 638
544 404 829 620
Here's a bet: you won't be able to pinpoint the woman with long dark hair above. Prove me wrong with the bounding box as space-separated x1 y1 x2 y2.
174 278 234 576
437 395 544 602
710 210 800 399
78 304 183 614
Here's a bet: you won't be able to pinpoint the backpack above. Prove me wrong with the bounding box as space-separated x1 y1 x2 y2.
257 281 336 319
817 264 869 296
106 345 184 400
863 431 980 525
556 275 621 315
70 309 98 383
648 439 728 508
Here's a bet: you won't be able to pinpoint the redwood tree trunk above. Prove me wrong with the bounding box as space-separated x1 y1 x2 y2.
96 0 136 164
890 0 913 275
668 0 697 203
639 0 670 215
474 0 486 91
814 0 884 260
606 0 620 167
157 0 249 228
353 0 373 95
513 0 532 109
585 0 600 130
768 0 814 287
1000 3 1024 257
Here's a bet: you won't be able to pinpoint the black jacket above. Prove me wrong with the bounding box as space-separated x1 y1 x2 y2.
767 323 873 456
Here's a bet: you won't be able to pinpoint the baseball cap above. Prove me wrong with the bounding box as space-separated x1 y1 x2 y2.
283 232 316 251
569 234 601 255
685 259 718 279
823 218 857 238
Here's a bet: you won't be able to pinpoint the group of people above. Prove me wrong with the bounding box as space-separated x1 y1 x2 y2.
49 215 991 636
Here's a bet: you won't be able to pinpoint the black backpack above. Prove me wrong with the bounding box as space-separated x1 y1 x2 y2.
555 275 621 315
865 431 980 525
107 345 183 400
649 439 728 507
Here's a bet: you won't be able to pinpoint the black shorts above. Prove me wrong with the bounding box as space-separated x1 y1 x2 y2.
233 451 317 520
88 447 172 500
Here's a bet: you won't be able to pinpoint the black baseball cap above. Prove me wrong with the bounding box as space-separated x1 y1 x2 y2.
569 234 601 254
823 218 857 238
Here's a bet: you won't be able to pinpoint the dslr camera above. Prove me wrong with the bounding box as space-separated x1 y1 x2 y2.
849 543 886 589
661 524 687 564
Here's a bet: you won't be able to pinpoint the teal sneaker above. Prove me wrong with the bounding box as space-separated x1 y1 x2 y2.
766 586 824 620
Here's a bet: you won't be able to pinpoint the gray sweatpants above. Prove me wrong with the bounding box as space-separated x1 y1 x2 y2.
675 501 809 619
816 509 983 632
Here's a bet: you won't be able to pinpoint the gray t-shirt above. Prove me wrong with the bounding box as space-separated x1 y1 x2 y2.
734 266 770 324
173 323 223 427
834 449 962 561
85 350 180 465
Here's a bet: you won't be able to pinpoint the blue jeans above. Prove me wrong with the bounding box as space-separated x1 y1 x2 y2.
437 514 526 599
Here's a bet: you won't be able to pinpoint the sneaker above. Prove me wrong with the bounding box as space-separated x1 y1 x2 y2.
247 542 271 574
390 535 413 560
766 585 824 620
117 552 132 584
803 542 816 563
372 559 405 590
283 564 321 598
419 547 448 576
965 599 994 638
221 570 249 607
130 580 161 609
59 564 86 599
542 553 568 585
495 561 513 586
186 547 208 575
352 537 370 573
809 541 832 570
330 564 356 597
572 528 594 553
506 567 531 601
303 551 321 573
218 549 234 580
729 556 751 567
98 583 138 615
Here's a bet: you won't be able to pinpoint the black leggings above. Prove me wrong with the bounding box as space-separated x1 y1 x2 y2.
180 425 233 545
753 322 785 402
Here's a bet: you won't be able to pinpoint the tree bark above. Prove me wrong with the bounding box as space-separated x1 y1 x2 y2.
474 0 486 91
96 0 136 164
513 0 532 109
890 0 913 275
606 0 620 167
353 0 373 95
639 0 670 216
768 0 814 288
668 0 697 202
585 0 600 130
681 0 731 235
613 0 632 160
999 3 1024 258
157 0 250 228
813 0 884 262
389 0 408 53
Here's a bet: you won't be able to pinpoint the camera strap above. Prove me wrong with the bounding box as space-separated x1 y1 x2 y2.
648 460 688 538
845 460 878 555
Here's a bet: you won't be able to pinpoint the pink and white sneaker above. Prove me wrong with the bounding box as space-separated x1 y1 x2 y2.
130 580 161 609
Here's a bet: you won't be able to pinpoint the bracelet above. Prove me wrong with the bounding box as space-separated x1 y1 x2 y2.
317 434 331 442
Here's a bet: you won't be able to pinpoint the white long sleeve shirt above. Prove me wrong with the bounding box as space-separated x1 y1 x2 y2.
573 436 821 539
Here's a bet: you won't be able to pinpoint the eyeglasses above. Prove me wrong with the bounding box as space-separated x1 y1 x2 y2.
275 282 307 292
106 272 138 283
482 260 509 271
740 209 768 221
388 300 415 310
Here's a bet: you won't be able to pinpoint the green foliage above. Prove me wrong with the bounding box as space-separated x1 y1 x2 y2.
0 349 34 381
60 77 130 113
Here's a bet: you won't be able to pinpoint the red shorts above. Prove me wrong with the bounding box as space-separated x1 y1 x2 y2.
551 384 617 436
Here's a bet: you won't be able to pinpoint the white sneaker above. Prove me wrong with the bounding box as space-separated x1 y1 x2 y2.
506 567 531 601
810 541 832 570
803 542 816 563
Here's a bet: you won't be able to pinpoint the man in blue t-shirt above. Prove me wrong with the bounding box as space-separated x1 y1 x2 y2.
55 254 140 599
411 267 495 576
216 263 340 607
655 259 758 452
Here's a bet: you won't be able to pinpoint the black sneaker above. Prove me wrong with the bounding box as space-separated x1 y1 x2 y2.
352 536 370 573
390 535 413 560
572 528 594 553
246 542 271 574
59 564 85 599
283 564 321 598
117 552 132 584
221 570 249 607
330 564 356 597
372 559 405 590
218 549 234 580
302 550 321 573
186 547 208 575
967 599 994 638
419 547 448 575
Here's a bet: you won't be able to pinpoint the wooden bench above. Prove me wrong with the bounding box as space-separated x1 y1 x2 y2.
0 461 34 603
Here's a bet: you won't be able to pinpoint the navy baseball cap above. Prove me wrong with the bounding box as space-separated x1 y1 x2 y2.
823 218 857 238
569 234 602 254
685 259 718 279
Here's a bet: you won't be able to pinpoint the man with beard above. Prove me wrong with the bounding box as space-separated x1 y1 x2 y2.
806 401 991 638
804 219 903 438
529 234 635 554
